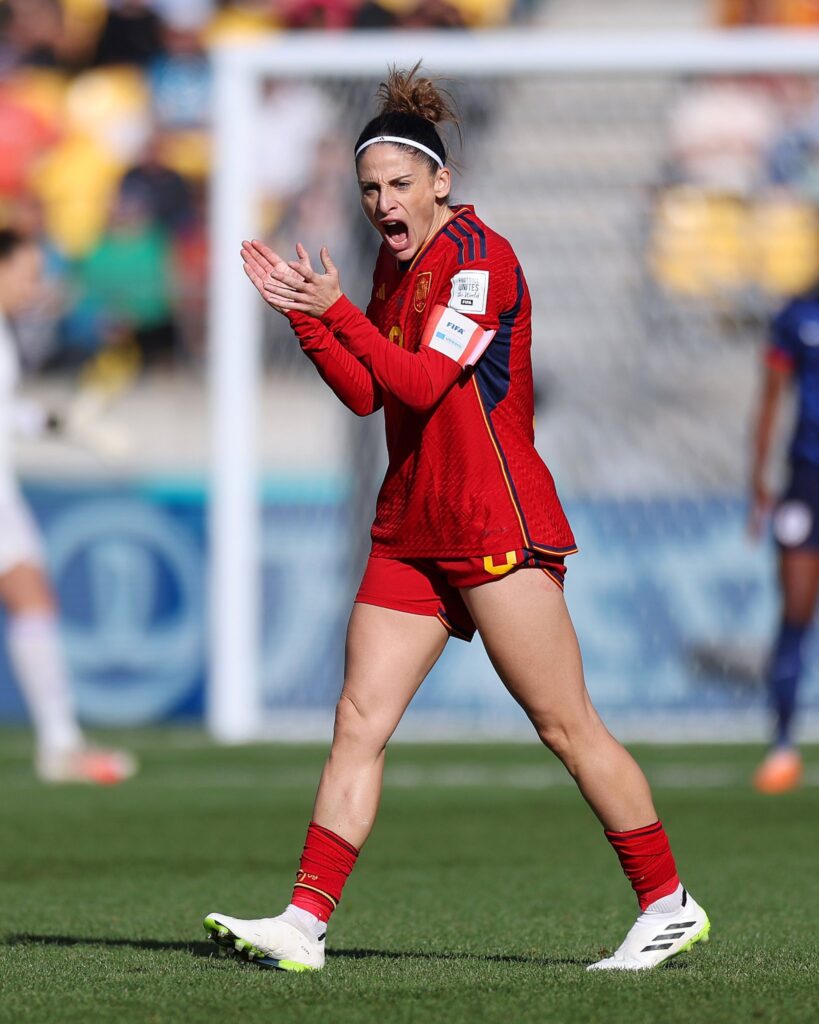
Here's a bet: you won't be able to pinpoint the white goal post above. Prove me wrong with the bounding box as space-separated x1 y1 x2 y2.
208 28 819 743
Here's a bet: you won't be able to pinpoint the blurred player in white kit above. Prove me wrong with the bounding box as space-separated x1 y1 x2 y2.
0 227 136 783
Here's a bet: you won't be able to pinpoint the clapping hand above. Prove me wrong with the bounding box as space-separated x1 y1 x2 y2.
263 243 342 319
240 239 304 315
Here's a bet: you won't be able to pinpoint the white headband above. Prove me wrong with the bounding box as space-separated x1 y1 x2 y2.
355 135 444 169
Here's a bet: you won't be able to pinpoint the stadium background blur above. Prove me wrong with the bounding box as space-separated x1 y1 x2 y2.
1 0 819 740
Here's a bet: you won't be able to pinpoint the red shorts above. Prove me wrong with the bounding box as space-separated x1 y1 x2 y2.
355 549 567 641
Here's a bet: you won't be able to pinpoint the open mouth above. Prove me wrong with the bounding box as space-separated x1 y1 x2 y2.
382 219 409 250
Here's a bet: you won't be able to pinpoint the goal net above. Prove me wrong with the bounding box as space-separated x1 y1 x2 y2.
208 29 819 742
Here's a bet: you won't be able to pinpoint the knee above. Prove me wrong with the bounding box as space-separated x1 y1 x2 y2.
534 719 573 762
332 692 388 755
533 709 600 769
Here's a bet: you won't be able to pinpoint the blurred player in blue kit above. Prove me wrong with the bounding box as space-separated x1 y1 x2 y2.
750 282 819 792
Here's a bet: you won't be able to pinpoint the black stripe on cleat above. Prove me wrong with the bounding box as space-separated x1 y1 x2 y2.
641 942 674 951
666 921 696 929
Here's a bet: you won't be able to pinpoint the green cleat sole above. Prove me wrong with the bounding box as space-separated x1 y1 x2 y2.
674 917 710 957
657 916 710 968
203 916 316 972
274 960 316 972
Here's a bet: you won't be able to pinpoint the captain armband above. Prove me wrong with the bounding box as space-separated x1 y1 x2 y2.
420 304 495 368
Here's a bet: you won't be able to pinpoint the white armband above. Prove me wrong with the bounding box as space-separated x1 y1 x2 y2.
420 304 495 368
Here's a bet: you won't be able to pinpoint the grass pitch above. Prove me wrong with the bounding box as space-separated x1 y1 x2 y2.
0 732 816 1024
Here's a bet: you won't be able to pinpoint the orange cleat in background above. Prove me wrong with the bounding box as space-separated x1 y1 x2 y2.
753 747 803 794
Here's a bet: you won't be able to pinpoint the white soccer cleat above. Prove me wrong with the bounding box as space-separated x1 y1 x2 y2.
36 747 138 785
203 911 326 971
587 890 710 971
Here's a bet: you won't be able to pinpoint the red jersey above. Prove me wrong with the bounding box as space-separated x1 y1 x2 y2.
292 205 576 560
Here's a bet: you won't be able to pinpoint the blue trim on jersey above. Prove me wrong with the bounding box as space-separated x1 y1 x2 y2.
460 215 487 259
474 379 532 549
450 220 476 262
443 227 466 265
475 265 524 414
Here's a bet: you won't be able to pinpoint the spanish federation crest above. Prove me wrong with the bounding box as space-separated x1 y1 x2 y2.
413 272 433 313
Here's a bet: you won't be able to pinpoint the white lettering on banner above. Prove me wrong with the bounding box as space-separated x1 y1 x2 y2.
449 269 489 315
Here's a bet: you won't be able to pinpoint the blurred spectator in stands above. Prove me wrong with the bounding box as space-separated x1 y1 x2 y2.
120 133 206 358
354 1 399 26
77 186 180 368
203 0 277 41
171 179 208 359
29 65 152 262
277 134 352 265
354 0 507 25
3 196 66 371
0 79 59 201
667 78 779 197
257 80 333 231
402 0 465 27
284 0 358 28
443 0 513 25
766 84 819 205
149 14 211 132
120 135 195 235
94 0 166 67
154 0 215 34
0 0 64 71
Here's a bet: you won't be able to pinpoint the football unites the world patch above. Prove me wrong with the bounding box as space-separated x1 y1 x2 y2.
448 269 489 315
421 304 495 368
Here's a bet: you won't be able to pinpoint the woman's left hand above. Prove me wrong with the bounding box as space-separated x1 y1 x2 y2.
263 243 342 318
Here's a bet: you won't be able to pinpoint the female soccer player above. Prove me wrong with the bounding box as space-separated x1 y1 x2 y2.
0 228 135 784
749 284 819 793
205 66 709 972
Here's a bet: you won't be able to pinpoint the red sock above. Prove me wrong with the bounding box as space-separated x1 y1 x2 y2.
290 821 359 922
605 820 680 910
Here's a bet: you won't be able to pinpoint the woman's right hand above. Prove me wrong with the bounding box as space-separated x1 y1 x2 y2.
240 239 305 315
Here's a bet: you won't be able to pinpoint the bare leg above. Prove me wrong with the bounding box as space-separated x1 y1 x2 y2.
311 603 449 848
0 560 135 782
463 569 657 832
779 548 819 625
0 561 56 614
0 560 84 756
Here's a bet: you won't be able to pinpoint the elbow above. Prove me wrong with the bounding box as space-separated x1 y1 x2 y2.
350 398 381 417
406 389 442 414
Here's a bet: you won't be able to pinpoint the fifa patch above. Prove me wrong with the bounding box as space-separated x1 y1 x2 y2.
421 304 495 368
413 272 432 313
449 269 489 315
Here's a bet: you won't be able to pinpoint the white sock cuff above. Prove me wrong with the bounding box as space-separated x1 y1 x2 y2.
283 904 326 940
646 883 685 914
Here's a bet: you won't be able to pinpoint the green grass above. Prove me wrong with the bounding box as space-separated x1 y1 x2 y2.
0 731 816 1024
